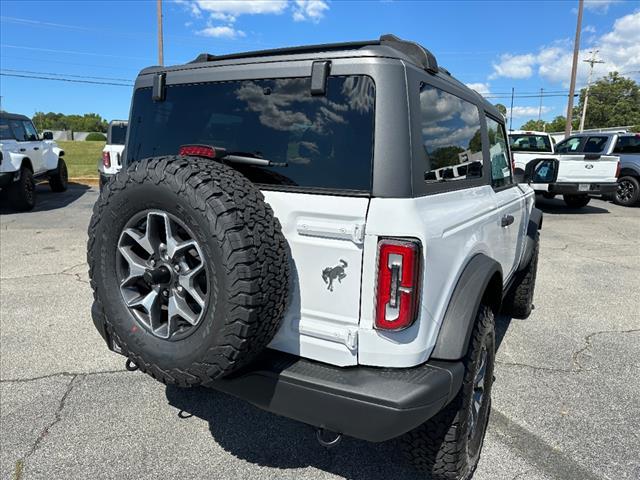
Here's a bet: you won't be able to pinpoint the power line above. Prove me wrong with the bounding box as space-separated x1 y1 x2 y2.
0 72 133 87
1 68 133 82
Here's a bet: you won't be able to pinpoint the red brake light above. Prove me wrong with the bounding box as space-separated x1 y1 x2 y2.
375 239 421 331
102 151 111 168
616 160 621 178
179 144 220 158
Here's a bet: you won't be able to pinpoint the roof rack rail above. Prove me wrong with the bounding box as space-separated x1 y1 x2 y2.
188 34 439 74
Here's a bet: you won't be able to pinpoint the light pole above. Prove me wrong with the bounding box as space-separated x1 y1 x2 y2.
565 0 583 138
157 0 164 66
579 50 604 132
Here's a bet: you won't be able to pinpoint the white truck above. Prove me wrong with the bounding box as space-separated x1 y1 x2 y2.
509 130 619 208
0 112 68 211
98 120 127 189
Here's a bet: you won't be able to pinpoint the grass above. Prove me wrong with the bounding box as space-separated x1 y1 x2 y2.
58 141 104 178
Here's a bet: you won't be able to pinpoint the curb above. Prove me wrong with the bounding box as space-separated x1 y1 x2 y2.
69 177 100 187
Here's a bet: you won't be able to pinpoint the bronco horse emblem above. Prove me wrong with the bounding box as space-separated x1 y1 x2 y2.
322 259 348 291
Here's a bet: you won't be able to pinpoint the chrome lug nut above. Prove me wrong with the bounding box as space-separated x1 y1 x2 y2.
173 264 181 272
162 289 169 297
176 285 184 293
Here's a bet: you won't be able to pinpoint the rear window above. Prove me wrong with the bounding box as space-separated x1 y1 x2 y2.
0 119 13 140
109 124 127 145
508 134 552 153
127 75 375 192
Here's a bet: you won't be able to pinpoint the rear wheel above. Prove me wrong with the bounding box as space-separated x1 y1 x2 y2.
401 305 495 480
49 158 68 192
563 194 590 208
614 176 640 207
8 166 36 211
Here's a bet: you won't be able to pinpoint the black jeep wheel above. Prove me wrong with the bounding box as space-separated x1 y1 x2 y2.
88 156 289 386
401 305 495 480
614 176 640 207
563 194 590 208
49 158 68 192
8 166 36 211
501 232 539 319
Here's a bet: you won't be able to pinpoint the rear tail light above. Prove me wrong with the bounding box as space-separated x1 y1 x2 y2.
375 238 421 331
179 144 226 159
102 151 111 168
615 161 621 178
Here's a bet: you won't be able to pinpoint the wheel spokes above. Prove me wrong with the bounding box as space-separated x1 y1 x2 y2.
168 293 199 325
118 244 148 286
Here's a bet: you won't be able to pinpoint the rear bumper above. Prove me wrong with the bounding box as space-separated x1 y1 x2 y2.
548 182 618 195
92 304 463 442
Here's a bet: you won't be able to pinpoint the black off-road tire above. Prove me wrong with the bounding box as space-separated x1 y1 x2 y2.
401 305 496 480
88 156 289 386
49 158 68 192
614 176 640 207
501 233 539 319
8 166 36 211
563 194 590 208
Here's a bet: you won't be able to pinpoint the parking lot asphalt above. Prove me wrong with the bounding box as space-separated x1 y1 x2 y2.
1 184 639 480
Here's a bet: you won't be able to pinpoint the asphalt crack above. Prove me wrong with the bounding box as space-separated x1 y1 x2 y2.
1 262 89 285
497 328 640 374
1 368 127 384
13 375 77 480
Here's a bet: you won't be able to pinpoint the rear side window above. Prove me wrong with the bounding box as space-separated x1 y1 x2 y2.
0 119 13 140
508 134 552 152
109 124 127 145
613 136 640 154
486 117 512 188
419 84 483 183
127 76 375 192
583 136 608 153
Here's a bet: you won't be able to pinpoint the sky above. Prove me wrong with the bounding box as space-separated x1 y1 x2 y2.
0 0 639 129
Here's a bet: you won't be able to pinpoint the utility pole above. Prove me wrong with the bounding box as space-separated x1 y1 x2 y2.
509 87 514 131
538 88 544 122
565 0 583 138
579 50 604 132
157 0 164 66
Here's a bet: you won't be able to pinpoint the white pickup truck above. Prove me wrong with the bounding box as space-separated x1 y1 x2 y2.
509 130 619 208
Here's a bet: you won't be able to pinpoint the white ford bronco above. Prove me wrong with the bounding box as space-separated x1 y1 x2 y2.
88 35 552 479
98 120 128 189
0 112 68 211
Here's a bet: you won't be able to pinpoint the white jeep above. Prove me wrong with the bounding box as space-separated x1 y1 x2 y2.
0 112 68 211
98 120 127 189
88 35 552 479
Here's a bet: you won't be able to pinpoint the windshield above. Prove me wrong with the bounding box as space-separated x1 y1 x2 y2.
127 75 375 192
508 134 552 152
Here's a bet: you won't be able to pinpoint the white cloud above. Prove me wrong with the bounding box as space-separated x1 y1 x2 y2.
583 25 597 33
465 82 491 95
194 0 288 17
197 25 245 38
292 0 329 22
508 106 553 119
583 0 620 13
490 11 640 86
490 53 536 80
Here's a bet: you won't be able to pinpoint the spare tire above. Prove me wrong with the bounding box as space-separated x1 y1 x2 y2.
88 156 289 386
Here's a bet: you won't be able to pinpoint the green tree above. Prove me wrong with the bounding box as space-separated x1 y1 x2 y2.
494 104 507 116
33 112 108 132
520 119 546 131
576 72 640 129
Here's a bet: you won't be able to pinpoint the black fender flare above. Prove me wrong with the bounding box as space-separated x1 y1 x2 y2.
431 254 502 361
517 207 543 272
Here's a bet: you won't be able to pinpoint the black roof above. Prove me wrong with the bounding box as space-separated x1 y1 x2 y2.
138 34 499 118
0 112 31 122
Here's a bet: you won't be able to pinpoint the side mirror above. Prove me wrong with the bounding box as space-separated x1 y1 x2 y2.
521 158 559 184
42 131 54 140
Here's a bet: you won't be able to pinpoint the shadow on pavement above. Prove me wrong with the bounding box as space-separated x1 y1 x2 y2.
534 196 609 214
0 183 91 215
495 314 513 352
165 385 423 480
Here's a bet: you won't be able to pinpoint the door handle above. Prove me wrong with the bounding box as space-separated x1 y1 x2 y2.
33 147 39 150
501 214 515 227
19 148 26 152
